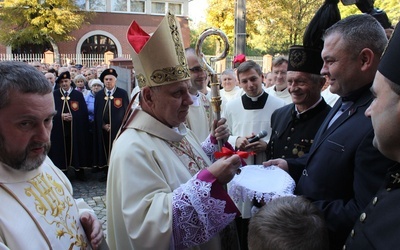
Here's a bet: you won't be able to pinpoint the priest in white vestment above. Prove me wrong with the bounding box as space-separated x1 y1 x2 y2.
265 56 293 104
185 48 214 142
219 69 244 112
0 61 105 250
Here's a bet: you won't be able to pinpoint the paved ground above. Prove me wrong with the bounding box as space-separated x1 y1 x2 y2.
70 171 108 236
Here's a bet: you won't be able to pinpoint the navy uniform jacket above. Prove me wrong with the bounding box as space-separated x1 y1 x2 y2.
49 88 89 171
286 85 396 250
267 99 331 160
94 87 129 167
344 164 400 249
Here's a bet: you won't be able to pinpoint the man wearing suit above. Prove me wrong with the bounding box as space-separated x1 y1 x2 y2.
94 68 129 181
265 15 396 250
344 22 400 250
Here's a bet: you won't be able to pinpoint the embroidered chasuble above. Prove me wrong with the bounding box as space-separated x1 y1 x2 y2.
106 109 239 250
167 137 208 175
0 157 92 249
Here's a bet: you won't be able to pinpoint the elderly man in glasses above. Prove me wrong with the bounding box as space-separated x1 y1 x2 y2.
184 48 214 141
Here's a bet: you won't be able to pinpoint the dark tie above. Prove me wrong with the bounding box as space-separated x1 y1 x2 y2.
64 91 68 96
107 91 111 97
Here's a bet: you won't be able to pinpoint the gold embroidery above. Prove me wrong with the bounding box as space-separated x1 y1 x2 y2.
136 73 147 88
201 94 212 123
25 173 87 249
167 13 188 72
148 12 190 85
151 65 189 84
168 138 208 175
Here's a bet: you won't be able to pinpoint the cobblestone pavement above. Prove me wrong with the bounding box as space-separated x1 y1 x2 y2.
70 171 108 236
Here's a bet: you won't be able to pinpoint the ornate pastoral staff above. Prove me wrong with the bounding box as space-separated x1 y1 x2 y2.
195 28 230 151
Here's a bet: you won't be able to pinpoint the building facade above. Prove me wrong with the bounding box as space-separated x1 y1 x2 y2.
0 0 190 60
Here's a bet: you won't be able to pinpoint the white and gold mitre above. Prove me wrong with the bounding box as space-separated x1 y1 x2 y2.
127 12 190 88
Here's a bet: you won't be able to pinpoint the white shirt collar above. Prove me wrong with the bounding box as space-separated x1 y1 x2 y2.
295 97 323 117
246 90 265 102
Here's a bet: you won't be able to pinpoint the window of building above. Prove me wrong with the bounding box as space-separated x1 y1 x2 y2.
112 0 127 11
130 0 145 12
151 2 165 14
151 1 182 15
89 0 106 11
75 0 86 9
112 0 145 12
81 35 117 54
168 3 181 15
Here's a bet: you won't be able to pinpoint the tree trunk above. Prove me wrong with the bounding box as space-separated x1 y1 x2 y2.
49 38 60 64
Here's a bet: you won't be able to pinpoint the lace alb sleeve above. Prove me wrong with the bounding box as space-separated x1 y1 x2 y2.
201 135 235 163
201 135 218 162
171 169 239 249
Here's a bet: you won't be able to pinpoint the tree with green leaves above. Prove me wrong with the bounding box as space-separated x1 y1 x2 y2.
338 0 399 25
205 0 322 55
200 0 399 56
189 25 217 55
0 0 93 62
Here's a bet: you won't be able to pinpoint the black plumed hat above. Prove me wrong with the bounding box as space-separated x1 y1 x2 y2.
288 0 341 75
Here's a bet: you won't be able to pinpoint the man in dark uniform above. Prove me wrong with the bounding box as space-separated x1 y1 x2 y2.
344 23 400 250
94 68 129 181
49 71 89 180
267 45 331 161
265 14 396 249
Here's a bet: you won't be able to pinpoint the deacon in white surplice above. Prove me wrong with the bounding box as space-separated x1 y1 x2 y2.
223 60 286 167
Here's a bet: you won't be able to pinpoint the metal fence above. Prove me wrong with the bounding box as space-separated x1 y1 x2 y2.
0 53 131 68
57 54 131 68
0 53 267 71
0 53 44 62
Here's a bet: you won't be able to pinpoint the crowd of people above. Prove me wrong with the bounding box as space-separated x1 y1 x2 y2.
29 61 130 182
0 6 399 250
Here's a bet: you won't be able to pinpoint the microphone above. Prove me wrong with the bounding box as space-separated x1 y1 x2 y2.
248 130 268 143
